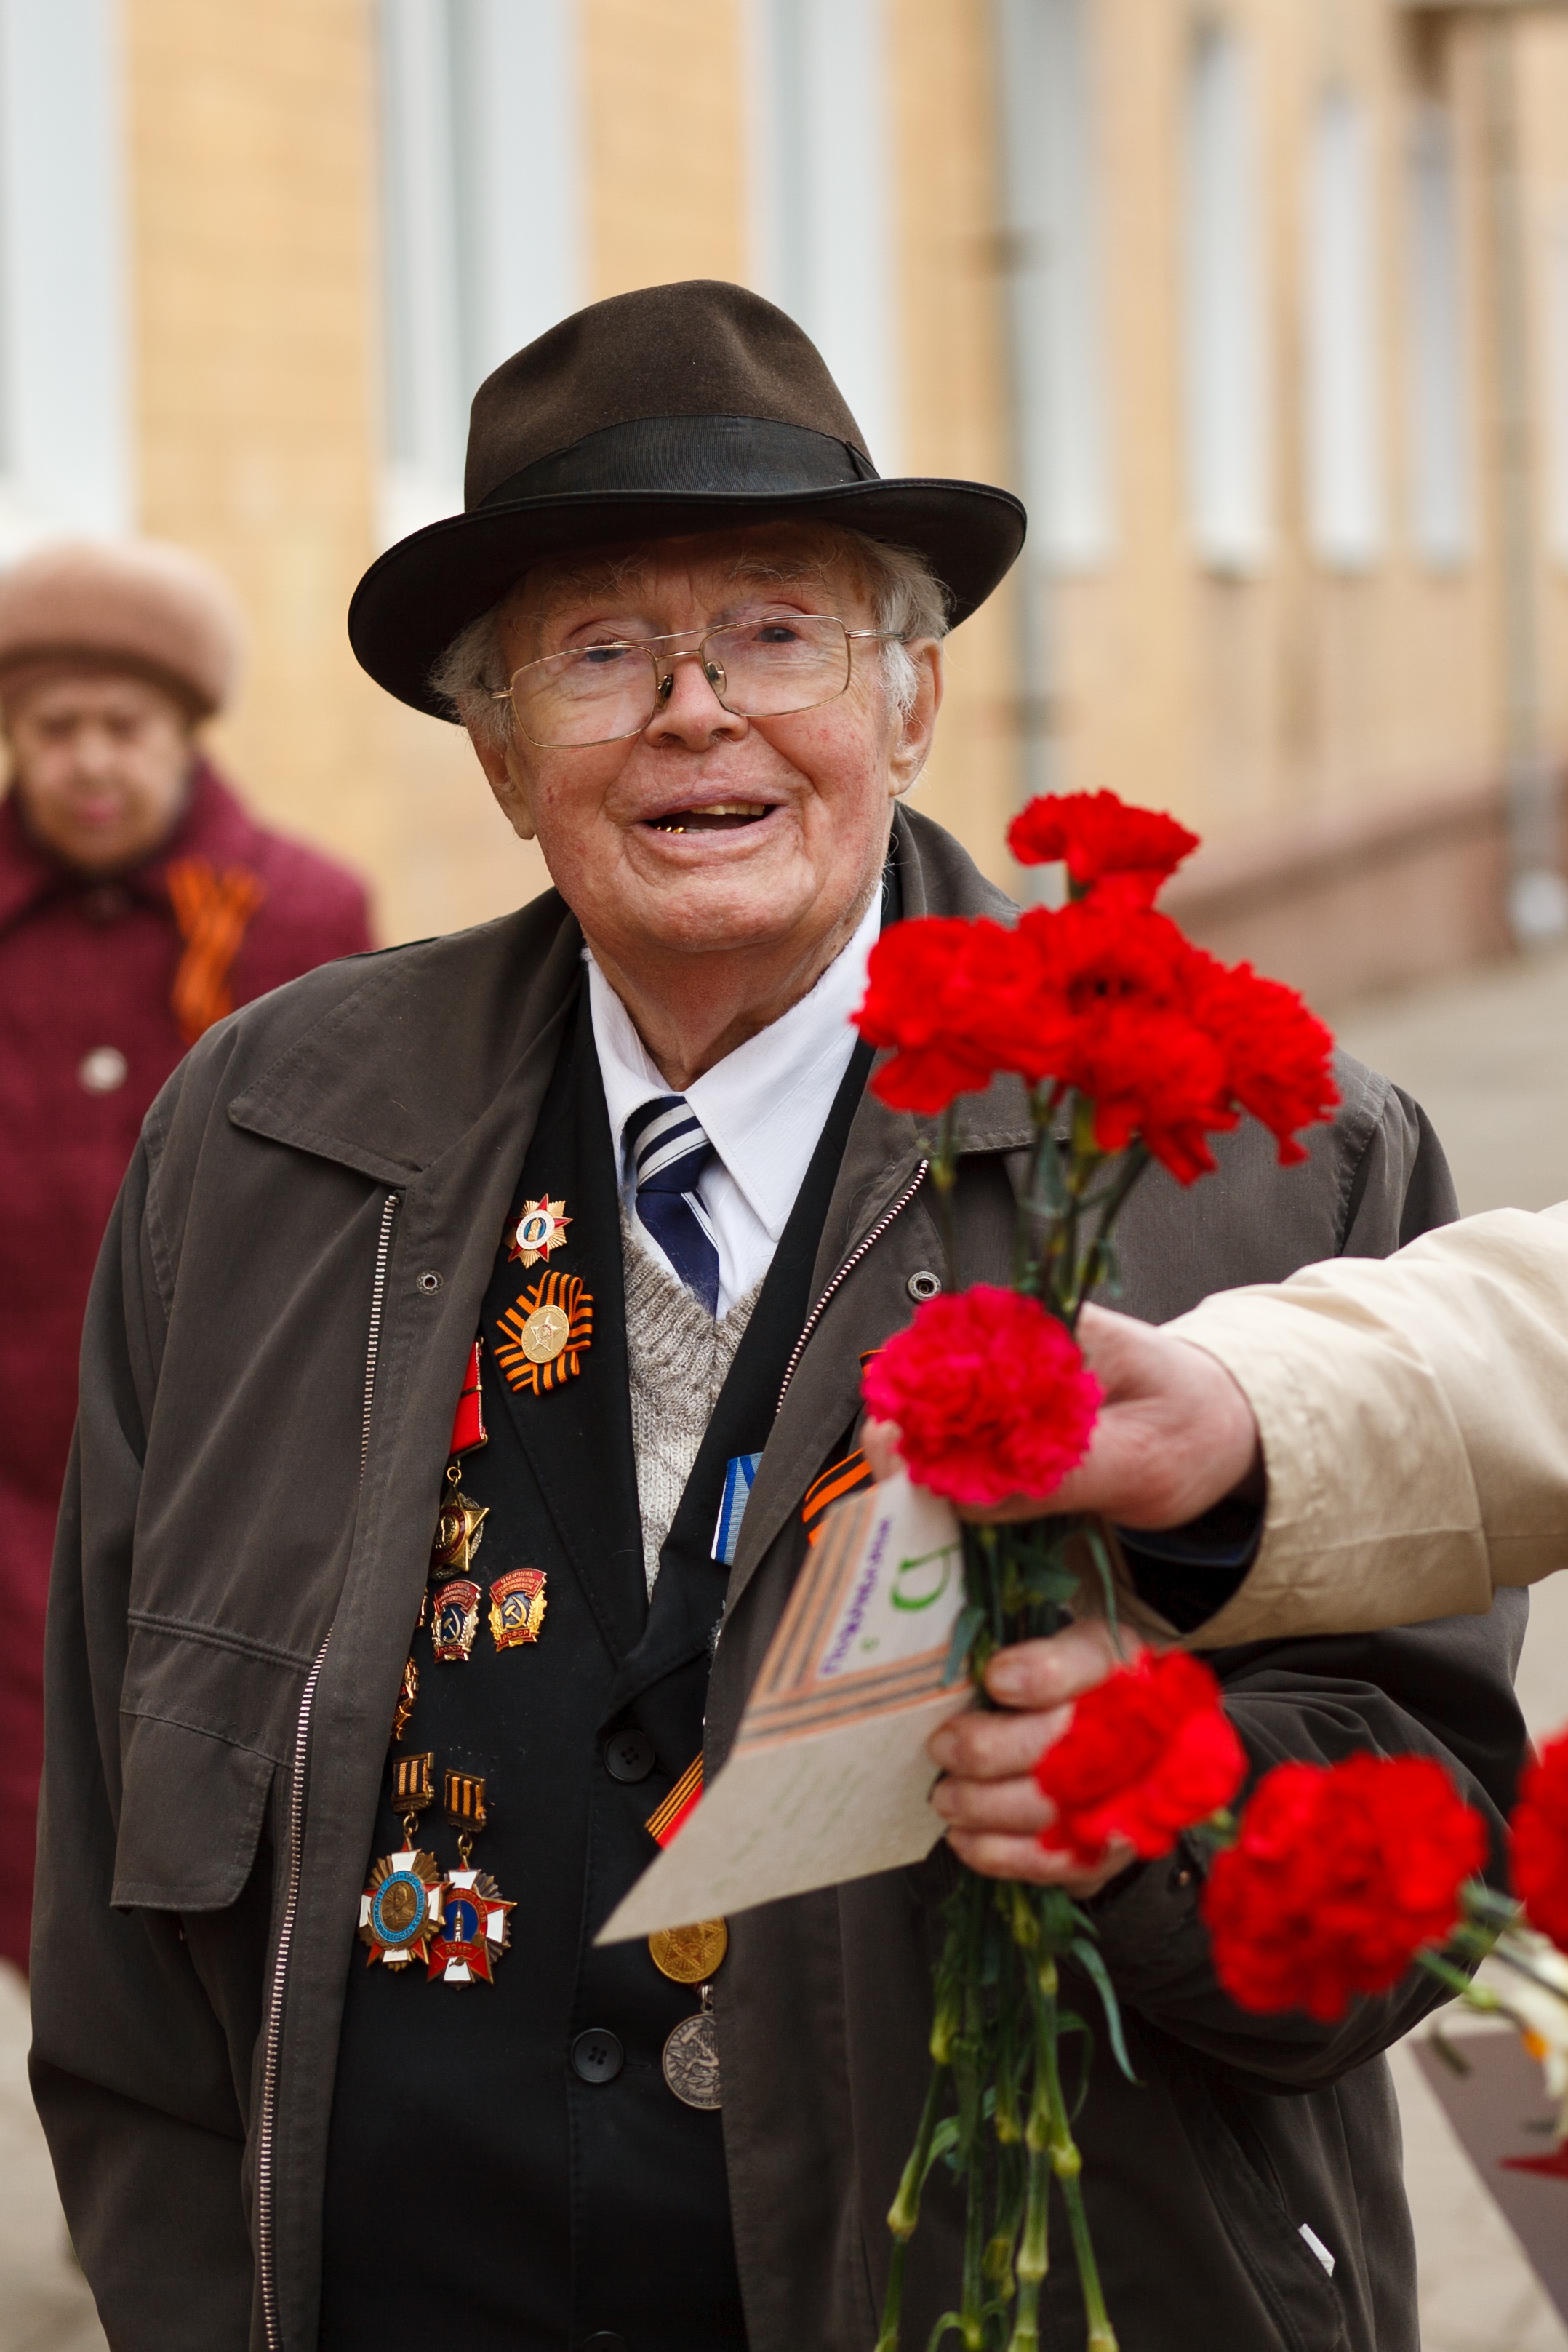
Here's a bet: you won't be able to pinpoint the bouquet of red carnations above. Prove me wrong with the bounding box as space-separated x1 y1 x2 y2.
852 792 1341 2352
855 793 1568 2351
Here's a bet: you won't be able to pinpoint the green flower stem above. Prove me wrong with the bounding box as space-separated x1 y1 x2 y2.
1036 1954 1119 2352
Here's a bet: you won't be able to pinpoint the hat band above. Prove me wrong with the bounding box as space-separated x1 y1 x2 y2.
475 414 881 511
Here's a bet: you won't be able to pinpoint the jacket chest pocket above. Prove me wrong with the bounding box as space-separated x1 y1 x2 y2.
111 1619 303 1911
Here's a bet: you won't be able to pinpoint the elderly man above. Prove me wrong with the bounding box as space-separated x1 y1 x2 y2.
0 537 370 1975
33 284 1524 2352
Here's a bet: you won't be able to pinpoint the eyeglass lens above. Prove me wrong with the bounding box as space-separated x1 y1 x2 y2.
511 615 856 747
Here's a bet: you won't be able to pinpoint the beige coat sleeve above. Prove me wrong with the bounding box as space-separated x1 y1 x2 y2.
1162 1202 1568 1648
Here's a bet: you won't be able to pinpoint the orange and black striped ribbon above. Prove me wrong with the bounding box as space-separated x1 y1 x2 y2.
646 1756 703 1848
801 1446 876 1547
166 856 267 1044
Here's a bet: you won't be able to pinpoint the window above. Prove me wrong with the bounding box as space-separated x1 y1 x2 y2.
377 0 582 545
993 0 1112 567
1183 24 1271 569
745 0 899 472
1548 207 1568 568
1304 87 1383 569
0 0 130 551
1406 100 1470 566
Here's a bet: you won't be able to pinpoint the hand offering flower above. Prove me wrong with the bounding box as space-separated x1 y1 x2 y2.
1201 1753 1489 2022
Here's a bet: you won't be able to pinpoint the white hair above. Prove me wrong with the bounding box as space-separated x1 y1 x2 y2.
429 527 949 755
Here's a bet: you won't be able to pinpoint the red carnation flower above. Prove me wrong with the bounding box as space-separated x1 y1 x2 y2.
1201 1754 1489 2023
1032 1650 1247 1867
1188 959 1339 1166
1008 791 1199 904
862 1285 1101 1509
1511 1727 1568 1950
855 918 1013 1113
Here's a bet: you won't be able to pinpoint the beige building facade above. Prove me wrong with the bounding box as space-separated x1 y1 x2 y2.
7 0 1568 1005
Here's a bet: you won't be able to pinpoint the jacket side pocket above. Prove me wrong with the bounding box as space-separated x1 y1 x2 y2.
112 1711 276 1911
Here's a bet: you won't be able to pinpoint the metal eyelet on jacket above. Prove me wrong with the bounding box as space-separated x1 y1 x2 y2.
906 1270 941 1302
417 1271 442 1294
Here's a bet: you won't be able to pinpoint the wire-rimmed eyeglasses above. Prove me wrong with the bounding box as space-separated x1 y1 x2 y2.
491 614 905 749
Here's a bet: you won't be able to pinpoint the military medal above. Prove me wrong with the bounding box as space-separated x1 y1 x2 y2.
358 1751 442 1970
428 1772 514 1985
495 1270 593 1396
648 1919 728 1985
489 1567 547 1649
431 1462 489 1578
508 1196 572 1267
390 1653 418 1743
663 1985 722 2110
431 1579 481 1663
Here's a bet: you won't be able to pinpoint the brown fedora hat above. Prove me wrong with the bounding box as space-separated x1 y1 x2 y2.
348 279 1025 718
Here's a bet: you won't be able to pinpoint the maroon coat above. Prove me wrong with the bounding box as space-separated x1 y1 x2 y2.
0 762 371 1966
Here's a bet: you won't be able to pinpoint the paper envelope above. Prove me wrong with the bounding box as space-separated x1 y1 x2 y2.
596 1473 970 1942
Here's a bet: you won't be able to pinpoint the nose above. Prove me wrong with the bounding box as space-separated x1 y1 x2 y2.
644 648 746 748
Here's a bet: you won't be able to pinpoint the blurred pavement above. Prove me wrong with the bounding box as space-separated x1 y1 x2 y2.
4 947 1568 2351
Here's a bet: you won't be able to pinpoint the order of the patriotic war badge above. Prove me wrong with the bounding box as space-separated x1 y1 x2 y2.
507 1195 572 1267
495 1270 593 1395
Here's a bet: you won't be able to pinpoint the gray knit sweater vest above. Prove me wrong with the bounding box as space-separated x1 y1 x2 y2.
620 1211 763 1594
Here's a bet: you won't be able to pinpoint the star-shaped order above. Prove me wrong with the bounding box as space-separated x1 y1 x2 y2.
508 1196 572 1267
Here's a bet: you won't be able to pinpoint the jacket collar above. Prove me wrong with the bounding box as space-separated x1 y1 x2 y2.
225 802 1035 1186
0 757 260 934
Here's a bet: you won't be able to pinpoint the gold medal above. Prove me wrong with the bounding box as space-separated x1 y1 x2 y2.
489 1567 547 1649
663 1985 722 2110
431 1462 489 1579
495 1271 593 1396
648 1919 728 1985
508 1196 572 1267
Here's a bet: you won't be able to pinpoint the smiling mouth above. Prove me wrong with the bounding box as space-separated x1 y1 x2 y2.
647 801 772 834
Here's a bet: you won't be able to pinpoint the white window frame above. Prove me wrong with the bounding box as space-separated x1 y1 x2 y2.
994 0 1113 569
1183 23 1272 571
0 0 130 553
377 0 582 547
745 0 900 474
1405 97 1471 567
1304 85 1385 570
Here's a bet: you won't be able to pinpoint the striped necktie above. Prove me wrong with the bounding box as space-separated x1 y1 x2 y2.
624 1094 721 1315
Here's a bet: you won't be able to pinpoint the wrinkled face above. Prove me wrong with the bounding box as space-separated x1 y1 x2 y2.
5 671 195 875
470 527 941 980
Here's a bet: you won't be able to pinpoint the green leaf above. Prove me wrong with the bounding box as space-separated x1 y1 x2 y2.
1070 1937 1139 2084
945 1604 985 1684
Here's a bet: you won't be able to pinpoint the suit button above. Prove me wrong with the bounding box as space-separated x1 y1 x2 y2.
604 1728 655 1783
579 2336 631 2351
572 2028 624 2084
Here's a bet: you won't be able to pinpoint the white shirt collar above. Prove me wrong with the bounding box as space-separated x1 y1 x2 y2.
587 888 881 1238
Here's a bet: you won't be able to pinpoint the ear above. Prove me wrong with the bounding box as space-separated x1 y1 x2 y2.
887 639 944 799
470 727 537 842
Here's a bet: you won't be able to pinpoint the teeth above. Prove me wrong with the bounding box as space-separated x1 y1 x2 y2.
705 802 767 817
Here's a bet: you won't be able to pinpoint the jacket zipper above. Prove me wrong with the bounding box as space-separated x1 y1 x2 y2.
257 1187 399 2352
775 1159 929 1411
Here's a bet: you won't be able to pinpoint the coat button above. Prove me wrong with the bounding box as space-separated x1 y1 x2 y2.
572 2028 624 2084
906 1270 942 1303
604 1729 656 1784
78 1047 128 1094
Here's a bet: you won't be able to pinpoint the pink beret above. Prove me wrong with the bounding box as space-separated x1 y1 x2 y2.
0 537 246 719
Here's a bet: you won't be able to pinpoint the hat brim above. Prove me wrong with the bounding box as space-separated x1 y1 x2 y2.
348 479 1026 719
